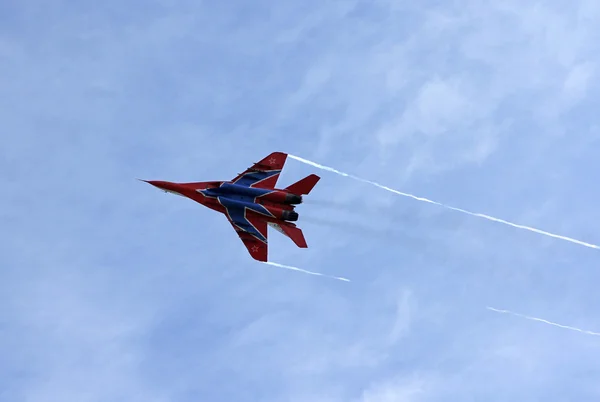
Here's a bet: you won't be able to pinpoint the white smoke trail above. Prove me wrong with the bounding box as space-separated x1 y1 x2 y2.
289 154 600 251
263 261 351 282
487 307 600 336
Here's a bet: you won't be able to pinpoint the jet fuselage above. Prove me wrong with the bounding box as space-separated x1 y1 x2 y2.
141 151 320 261
144 180 301 222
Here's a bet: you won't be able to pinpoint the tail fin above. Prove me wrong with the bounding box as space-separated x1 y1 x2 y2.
285 174 320 195
271 222 308 248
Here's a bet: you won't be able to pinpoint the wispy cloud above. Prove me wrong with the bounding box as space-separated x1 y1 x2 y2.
2 0 600 401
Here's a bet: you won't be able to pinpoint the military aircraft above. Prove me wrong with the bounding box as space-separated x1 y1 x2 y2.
142 152 320 262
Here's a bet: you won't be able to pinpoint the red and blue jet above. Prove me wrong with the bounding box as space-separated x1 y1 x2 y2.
142 152 320 262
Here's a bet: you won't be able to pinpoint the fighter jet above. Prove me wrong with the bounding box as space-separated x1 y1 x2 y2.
142 152 319 262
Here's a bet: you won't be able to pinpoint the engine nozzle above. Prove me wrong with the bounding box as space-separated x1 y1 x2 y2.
284 193 303 204
281 210 299 221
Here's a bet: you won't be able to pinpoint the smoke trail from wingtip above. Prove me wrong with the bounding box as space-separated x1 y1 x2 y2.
487 307 600 336
264 261 351 282
289 154 600 251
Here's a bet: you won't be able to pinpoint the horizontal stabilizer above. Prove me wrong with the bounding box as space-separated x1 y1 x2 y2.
285 174 320 195
278 223 308 248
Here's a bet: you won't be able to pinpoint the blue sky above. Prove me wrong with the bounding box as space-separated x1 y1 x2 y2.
2 0 600 400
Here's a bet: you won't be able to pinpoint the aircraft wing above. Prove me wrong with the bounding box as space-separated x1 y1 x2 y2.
231 151 288 189
224 209 269 262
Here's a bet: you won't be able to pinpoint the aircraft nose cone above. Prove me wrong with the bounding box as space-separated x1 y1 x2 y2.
138 179 162 189
139 180 177 193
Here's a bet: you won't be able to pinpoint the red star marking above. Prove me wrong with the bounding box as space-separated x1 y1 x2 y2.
251 245 259 253
268 157 277 165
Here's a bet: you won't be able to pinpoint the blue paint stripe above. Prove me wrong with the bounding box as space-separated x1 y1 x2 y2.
218 196 269 242
234 170 281 187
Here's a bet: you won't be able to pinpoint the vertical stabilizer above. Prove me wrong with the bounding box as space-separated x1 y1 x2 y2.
284 174 320 195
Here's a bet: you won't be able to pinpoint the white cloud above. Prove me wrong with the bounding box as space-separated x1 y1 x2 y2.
359 375 426 402
281 0 600 182
563 61 596 101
